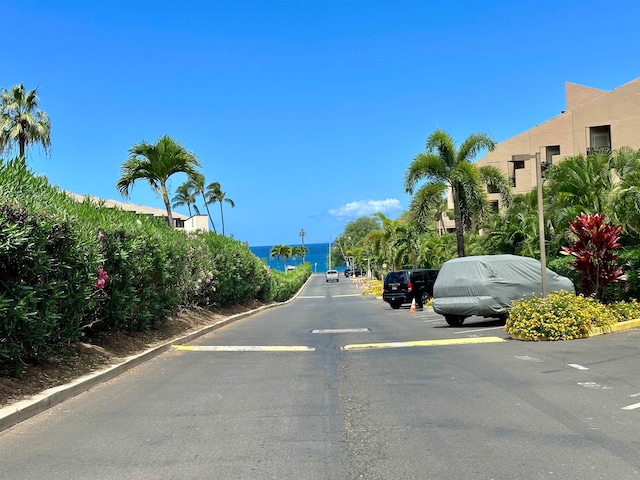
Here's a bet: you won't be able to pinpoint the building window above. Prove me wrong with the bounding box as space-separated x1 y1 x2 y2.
487 184 500 194
588 125 611 154
513 160 525 169
546 145 560 166
489 200 499 213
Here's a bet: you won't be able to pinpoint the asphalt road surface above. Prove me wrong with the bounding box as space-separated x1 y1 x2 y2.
2 274 640 479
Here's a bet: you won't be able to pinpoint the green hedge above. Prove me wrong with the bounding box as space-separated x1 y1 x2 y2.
0 158 307 372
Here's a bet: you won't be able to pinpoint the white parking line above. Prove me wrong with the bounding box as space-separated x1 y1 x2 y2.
173 345 315 352
454 326 505 335
568 363 589 370
578 382 611 390
312 328 370 334
622 402 640 411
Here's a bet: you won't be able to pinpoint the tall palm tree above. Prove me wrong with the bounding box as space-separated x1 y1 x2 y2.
116 135 201 228
188 172 217 234
0 83 51 158
270 244 292 271
205 181 235 236
172 182 199 217
404 129 511 257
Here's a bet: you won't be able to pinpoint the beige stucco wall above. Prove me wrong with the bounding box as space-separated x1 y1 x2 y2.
182 214 209 233
438 77 640 232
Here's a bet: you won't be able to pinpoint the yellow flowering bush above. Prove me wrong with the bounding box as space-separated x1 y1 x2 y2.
505 291 620 341
361 279 383 297
608 299 640 321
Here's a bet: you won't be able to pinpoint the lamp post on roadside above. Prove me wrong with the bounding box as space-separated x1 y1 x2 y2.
299 228 305 262
511 152 547 297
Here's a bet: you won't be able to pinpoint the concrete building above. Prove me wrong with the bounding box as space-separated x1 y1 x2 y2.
479 76 640 209
439 77 640 232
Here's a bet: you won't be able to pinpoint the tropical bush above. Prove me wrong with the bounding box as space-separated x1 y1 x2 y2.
0 159 306 373
269 264 311 302
505 291 620 341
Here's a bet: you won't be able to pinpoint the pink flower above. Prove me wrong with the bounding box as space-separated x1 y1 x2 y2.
95 269 109 289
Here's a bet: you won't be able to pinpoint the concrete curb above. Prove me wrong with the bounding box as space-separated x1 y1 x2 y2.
0 275 311 433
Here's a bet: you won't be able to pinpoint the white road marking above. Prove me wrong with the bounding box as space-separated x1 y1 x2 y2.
630 392 640 398
578 382 611 390
516 355 543 362
622 402 640 411
298 295 325 299
568 363 589 370
312 328 371 334
173 345 315 352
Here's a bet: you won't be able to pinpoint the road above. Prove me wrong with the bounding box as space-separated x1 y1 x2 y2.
2 274 640 479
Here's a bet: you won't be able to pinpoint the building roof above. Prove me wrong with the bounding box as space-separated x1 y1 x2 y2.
65 192 189 220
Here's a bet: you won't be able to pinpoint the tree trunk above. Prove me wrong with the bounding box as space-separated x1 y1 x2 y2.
219 201 225 236
201 189 217 233
161 184 174 228
452 186 466 257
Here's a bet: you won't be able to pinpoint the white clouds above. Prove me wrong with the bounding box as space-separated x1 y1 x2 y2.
329 199 402 219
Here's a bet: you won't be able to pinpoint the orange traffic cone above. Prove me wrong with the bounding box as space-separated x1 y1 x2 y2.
410 298 416 312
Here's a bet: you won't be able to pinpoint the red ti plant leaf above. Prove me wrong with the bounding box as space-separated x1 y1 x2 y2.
561 212 625 299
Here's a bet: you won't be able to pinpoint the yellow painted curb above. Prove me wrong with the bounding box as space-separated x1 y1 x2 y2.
342 336 505 350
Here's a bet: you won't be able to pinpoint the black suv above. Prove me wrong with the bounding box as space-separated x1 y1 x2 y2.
383 269 439 309
344 267 363 277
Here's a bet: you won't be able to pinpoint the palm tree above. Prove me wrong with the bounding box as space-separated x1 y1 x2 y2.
205 181 235 236
270 244 292 271
172 182 199 217
0 83 51 159
189 172 217 234
291 246 308 265
544 151 615 228
116 135 201 228
404 129 511 257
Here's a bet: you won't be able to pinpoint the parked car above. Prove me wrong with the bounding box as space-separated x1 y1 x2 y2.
325 269 339 282
432 254 575 326
344 267 364 277
383 269 440 309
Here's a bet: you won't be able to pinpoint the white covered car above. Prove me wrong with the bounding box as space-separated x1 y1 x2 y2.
432 254 575 327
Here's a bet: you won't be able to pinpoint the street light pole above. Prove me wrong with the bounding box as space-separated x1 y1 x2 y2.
299 228 305 263
512 152 547 297
534 152 548 298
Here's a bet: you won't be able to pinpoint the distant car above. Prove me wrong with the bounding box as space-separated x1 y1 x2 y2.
383 269 439 309
326 270 339 282
432 254 575 327
344 267 363 277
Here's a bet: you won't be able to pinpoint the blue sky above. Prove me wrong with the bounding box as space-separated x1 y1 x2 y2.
3 0 640 246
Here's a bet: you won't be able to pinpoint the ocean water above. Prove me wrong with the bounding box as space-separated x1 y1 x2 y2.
250 242 342 273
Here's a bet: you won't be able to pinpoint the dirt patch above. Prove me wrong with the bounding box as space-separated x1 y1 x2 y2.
0 301 270 408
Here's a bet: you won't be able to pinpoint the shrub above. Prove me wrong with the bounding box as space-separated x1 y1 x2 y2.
561 213 624 300
269 264 311 302
505 291 619 341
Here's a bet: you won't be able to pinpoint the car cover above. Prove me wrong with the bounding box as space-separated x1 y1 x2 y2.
432 254 575 317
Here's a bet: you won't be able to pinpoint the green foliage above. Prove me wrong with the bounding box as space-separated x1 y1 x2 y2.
203 234 271 305
505 291 619 341
561 213 624 299
0 159 300 373
269 263 311 302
